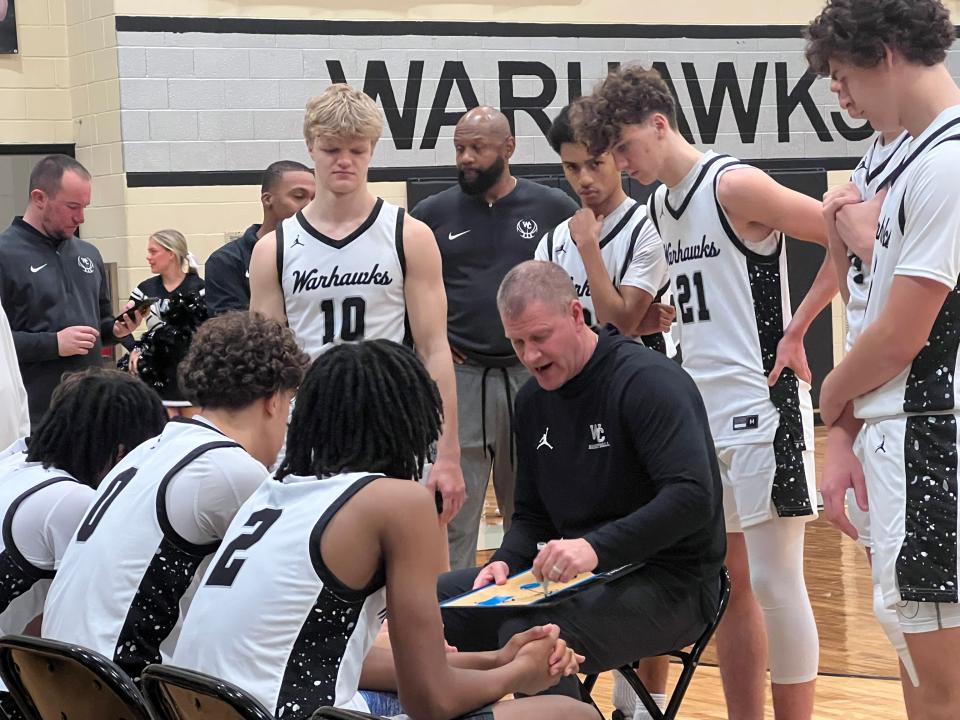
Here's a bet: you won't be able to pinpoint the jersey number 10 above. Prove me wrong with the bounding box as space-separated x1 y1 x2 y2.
321 296 367 344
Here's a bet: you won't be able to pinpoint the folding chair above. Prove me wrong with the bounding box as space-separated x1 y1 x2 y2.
140 663 273 720
582 567 732 720
0 634 152 720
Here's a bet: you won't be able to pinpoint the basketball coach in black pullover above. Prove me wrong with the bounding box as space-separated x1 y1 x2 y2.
439 260 726 695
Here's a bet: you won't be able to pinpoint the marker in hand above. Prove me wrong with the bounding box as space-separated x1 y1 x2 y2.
537 542 550 597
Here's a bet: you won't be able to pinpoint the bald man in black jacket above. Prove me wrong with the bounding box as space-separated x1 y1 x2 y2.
439 261 725 697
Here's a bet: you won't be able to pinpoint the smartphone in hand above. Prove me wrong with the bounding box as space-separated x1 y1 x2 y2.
116 296 158 324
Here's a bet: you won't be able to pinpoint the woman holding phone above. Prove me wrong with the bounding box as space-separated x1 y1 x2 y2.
121 229 206 417
123 229 204 339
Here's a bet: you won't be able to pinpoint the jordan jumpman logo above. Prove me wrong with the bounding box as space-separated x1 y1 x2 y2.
537 428 554 451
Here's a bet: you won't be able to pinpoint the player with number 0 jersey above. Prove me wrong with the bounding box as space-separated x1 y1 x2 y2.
41 314 308 680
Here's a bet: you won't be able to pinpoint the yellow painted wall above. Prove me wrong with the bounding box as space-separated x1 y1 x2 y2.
0 0 71 144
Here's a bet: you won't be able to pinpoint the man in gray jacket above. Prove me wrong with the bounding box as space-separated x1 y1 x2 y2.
0 155 141 426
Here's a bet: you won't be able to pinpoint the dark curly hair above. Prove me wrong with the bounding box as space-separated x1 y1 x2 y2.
571 66 677 156
26 367 166 487
276 340 442 483
805 0 954 76
178 312 309 410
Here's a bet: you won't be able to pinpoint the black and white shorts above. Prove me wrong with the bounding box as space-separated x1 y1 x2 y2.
861 415 960 633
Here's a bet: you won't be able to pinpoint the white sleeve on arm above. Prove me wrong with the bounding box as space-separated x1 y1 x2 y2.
620 219 668 296
10 482 94 570
44 485 96 568
896 148 960 289
165 451 269 545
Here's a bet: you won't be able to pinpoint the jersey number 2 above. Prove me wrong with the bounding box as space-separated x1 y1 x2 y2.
205 508 283 587
675 272 711 324
321 296 366 344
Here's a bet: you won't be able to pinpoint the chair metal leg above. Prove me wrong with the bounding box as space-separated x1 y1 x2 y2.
616 665 665 720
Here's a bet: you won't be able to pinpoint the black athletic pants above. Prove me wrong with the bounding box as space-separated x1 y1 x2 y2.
438 564 720 699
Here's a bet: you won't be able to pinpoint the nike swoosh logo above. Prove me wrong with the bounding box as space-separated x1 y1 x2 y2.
30 264 47 273
448 230 471 240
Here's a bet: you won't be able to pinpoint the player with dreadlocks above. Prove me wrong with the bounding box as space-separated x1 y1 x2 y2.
0 368 166 719
174 340 596 720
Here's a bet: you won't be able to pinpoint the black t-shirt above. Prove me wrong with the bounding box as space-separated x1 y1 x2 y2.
411 179 579 365
205 224 260 316
493 327 726 581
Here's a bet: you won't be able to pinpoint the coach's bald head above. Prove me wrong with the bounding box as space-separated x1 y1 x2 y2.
454 106 516 198
456 106 513 139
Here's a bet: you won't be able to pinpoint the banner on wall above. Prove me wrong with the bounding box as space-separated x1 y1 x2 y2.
0 0 17 54
114 18 900 180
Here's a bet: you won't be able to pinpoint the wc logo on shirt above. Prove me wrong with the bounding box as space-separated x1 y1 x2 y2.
77 256 95 274
517 219 539 239
588 423 610 450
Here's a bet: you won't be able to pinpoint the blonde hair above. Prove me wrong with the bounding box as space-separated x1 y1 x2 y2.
150 229 197 274
303 84 383 147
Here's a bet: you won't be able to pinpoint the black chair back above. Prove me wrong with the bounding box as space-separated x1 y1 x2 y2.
0 634 151 720
140 664 272 720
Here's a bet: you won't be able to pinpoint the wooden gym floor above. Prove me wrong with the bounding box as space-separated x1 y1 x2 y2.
478 426 909 719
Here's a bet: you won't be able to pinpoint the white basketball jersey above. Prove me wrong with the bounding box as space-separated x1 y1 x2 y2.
0 437 26 462
0 452 87 637
173 472 387 719
535 198 675 353
42 419 252 679
855 106 960 421
649 151 811 450
279 199 409 359
845 131 912 351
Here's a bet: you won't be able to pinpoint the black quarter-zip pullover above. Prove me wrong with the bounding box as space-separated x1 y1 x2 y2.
0 218 116 424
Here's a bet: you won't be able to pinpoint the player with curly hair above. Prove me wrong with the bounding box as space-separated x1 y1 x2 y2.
807 2 960 718
573 64 835 719
42 312 310 681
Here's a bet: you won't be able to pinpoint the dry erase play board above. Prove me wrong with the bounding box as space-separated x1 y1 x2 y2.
441 569 597 608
